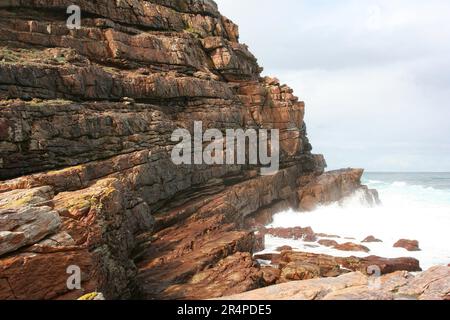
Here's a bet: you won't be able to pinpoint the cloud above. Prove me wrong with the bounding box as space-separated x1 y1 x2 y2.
216 0 450 171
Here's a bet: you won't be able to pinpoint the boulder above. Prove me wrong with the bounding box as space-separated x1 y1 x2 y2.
362 236 383 243
394 239 421 252
261 267 281 286
318 239 339 247
334 242 370 253
338 256 422 275
298 169 380 211
262 227 317 242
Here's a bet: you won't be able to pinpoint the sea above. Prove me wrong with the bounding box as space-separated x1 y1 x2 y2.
263 172 450 270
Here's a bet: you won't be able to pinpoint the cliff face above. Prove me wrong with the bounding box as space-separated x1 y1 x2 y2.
0 1 377 299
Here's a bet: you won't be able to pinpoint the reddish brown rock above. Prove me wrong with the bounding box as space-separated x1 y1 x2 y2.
334 242 370 253
262 227 317 242
338 256 422 275
362 236 383 243
394 239 421 252
280 262 321 282
298 169 380 211
261 266 282 286
318 239 339 247
244 201 290 230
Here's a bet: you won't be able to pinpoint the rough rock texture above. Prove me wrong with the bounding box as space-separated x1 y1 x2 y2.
261 227 317 242
218 266 450 300
298 169 380 211
254 250 422 285
333 242 370 253
0 203 61 256
0 1 382 300
362 236 383 243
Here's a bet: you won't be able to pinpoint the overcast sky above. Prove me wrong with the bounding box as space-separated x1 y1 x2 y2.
215 0 450 172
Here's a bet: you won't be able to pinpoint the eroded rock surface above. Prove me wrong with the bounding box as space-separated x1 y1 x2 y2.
297 169 380 211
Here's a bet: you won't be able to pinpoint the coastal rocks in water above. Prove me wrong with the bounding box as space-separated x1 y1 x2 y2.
280 262 321 282
333 242 370 253
318 239 370 253
394 239 421 252
337 256 422 275
297 169 380 211
318 239 339 247
362 236 383 243
218 266 450 300
261 227 317 242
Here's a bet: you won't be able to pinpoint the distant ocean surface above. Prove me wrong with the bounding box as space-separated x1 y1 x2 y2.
264 172 450 270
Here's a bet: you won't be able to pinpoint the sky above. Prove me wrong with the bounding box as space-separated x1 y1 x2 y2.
215 0 450 172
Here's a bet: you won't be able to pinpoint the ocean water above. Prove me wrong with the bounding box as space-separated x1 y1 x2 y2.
263 172 450 270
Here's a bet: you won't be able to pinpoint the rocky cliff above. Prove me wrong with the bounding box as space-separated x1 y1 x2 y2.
0 0 379 300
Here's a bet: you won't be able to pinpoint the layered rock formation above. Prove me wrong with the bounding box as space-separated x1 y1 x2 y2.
0 1 387 300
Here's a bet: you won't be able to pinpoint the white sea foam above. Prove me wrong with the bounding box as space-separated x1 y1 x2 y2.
263 175 450 270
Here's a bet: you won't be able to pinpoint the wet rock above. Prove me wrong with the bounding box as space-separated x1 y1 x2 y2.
298 169 380 211
394 239 421 252
262 227 317 242
318 239 339 247
334 242 370 253
280 262 321 282
280 251 343 278
362 236 383 243
338 256 422 275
